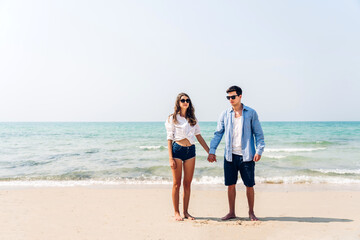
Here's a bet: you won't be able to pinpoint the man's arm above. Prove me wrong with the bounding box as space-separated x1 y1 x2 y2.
251 110 265 158
209 111 226 156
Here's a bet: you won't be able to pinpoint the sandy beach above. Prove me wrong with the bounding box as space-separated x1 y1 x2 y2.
1 184 359 240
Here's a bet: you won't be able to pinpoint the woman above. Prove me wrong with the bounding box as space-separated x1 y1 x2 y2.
165 93 210 221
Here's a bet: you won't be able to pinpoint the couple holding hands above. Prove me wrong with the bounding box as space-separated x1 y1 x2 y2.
165 85 265 221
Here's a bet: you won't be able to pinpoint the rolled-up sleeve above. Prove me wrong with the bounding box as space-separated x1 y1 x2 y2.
165 116 175 141
251 111 265 155
194 122 201 135
209 111 226 155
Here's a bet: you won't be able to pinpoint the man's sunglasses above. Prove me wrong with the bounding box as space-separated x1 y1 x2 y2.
180 99 190 103
226 95 238 100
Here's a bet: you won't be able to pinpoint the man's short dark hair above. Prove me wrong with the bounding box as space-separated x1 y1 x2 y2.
226 86 242 96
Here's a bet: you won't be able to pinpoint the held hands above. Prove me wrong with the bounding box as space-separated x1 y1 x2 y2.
207 154 217 163
253 154 261 162
207 154 261 162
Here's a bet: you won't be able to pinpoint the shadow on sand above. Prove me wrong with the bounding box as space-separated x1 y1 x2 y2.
260 217 353 223
193 216 353 223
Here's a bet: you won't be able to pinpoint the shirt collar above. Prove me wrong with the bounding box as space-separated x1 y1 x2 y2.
229 104 248 112
176 113 185 119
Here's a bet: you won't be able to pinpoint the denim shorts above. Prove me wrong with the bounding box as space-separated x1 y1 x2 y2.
172 142 196 161
224 154 255 187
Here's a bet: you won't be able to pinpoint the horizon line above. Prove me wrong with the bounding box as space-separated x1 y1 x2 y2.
0 121 359 123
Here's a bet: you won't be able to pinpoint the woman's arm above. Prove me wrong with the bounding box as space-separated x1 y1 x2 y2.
167 140 176 169
196 134 210 154
165 116 177 169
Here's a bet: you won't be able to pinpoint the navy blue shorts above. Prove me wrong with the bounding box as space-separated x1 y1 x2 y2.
172 142 196 161
224 154 255 187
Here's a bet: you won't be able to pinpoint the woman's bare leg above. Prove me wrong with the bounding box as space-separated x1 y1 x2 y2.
171 158 183 221
182 157 195 220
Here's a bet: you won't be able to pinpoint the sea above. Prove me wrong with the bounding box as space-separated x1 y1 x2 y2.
1 122 360 187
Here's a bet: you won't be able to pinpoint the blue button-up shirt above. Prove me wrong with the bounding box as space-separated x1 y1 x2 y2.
209 104 265 162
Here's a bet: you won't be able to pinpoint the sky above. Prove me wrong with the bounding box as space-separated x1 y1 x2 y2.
0 0 359 122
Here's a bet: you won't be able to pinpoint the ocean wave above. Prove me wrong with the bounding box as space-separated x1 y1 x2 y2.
193 176 223 184
85 148 100 154
0 166 221 181
263 155 286 159
256 176 360 184
310 169 360 175
0 178 173 187
139 146 166 150
0 175 224 187
1 175 360 187
48 153 81 159
293 140 334 146
265 148 326 153
4 160 53 168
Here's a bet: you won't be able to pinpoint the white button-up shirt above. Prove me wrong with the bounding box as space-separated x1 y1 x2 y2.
165 114 201 145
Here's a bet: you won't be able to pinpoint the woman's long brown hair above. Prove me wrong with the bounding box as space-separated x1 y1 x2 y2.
170 93 197 126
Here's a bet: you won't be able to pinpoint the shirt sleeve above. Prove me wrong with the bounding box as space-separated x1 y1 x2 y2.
251 110 265 155
194 121 201 135
209 111 226 155
165 115 175 141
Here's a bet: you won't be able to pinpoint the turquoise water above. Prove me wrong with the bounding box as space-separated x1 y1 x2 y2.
0 122 360 187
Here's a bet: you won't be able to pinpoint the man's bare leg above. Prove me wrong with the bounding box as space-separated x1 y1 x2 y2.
246 186 259 221
222 184 237 220
183 157 195 220
171 158 183 221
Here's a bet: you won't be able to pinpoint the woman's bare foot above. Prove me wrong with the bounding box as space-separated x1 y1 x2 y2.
221 212 236 220
184 212 195 220
249 211 259 221
174 212 183 221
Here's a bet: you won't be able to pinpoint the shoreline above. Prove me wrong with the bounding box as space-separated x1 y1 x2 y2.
2 181 360 191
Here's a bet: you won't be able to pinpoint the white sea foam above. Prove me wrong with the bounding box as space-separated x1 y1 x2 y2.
0 180 118 188
265 148 326 153
139 146 165 150
256 176 360 184
1 175 360 188
193 176 223 185
264 155 286 159
311 169 360 175
0 179 171 188
0 176 222 187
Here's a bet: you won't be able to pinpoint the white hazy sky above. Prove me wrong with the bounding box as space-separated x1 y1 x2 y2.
1 0 359 122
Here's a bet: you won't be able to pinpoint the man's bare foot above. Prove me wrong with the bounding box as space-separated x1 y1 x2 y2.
184 212 195 220
249 211 259 221
221 213 236 221
174 212 183 221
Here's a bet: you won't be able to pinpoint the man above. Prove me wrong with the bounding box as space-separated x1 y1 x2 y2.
208 85 265 221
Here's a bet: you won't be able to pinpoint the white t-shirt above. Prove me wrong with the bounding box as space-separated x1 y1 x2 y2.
165 114 201 145
232 116 243 156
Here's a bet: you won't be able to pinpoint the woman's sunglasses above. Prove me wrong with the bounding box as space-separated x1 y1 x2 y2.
180 99 190 103
226 95 238 100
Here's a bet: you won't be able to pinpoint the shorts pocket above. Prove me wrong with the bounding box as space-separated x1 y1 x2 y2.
172 143 182 152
